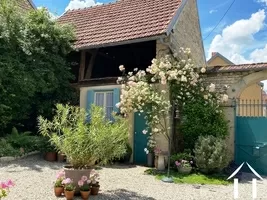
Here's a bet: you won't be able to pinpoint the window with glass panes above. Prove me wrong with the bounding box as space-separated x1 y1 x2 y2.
94 91 114 120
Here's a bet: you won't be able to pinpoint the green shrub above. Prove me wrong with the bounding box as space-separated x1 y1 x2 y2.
38 104 129 169
180 99 229 150
0 139 21 157
5 127 44 153
194 135 230 174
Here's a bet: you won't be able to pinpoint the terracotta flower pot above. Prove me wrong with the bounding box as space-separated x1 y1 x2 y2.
44 152 57 162
54 187 64 197
80 190 90 200
64 190 75 200
64 166 93 194
91 186 100 195
57 153 65 162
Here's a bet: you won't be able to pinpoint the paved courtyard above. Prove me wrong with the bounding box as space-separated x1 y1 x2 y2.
1 155 267 200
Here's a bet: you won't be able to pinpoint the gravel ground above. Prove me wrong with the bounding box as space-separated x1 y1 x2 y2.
1 155 267 200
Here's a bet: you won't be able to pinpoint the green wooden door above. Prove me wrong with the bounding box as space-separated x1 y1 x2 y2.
133 112 148 165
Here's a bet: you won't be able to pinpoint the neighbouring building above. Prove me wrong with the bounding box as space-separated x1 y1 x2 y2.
207 52 265 116
16 0 35 12
58 0 205 164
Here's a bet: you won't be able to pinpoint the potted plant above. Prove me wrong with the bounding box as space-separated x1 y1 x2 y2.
39 136 57 162
89 170 100 195
0 180 14 199
54 170 65 197
38 104 129 193
78 176 91 200
57 151 66 162
62 178 75 200
175 159 193 174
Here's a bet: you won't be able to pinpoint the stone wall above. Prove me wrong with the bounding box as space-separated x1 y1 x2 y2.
169 0 206 67
203 69 267 159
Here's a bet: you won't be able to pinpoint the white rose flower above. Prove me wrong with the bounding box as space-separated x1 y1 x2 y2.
115 103 121 108
204 95 208 100
119 65 125 71
142 130 148 134
209 83 215 93
222 94 228 102
181 75 187 82
200 67 206 73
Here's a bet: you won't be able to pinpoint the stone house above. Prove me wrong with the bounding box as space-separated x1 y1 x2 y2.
16 0 35 12
58 0 205 164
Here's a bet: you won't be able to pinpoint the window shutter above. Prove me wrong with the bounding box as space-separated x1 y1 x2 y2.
86 90 94 122
113 88 120 113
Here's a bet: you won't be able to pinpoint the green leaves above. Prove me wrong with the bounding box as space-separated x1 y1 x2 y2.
38 104 129 169
0 0 76 134
194 135 230 174
180 98 229 150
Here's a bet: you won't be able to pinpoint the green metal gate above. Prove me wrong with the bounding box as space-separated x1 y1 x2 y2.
235 99 267 175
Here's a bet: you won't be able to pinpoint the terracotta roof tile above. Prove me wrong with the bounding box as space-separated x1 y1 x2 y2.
58 0 182 49
207 63 267 73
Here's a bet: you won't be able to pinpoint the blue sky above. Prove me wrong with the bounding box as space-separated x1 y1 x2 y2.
33 0 267 64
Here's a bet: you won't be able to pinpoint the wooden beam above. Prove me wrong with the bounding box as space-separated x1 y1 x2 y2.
84 49 98 79
79 50 86 81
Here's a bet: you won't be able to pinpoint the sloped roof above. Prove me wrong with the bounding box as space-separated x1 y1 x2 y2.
207 62 267 73
58 0 184 49
207 52 234 65
17 0 36 11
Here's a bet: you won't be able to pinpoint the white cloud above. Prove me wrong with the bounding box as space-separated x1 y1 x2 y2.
65 0 102 11
203 21 227 35
257 0 267 6
250 44 267 62
209 9 217 14
208 9 267 64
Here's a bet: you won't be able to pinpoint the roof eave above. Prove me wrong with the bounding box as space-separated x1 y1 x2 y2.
28 0 36 9
166 0 188 36
207 53 235 65
76 33 168 50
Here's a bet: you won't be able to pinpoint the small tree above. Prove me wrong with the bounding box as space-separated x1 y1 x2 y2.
117 48 229 154
0 0 76 134
38 104 129 169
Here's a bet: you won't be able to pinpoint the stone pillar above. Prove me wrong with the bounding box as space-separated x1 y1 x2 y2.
222 102 235 161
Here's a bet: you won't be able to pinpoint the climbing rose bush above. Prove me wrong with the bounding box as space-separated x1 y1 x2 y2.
0 180 14 198
117 47 229 153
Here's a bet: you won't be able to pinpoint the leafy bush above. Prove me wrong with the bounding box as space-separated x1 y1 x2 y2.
194 135 230 174
5 127 44 153
180 99 229 150
0 139 21 157
0 0 76 135
38 104 129 169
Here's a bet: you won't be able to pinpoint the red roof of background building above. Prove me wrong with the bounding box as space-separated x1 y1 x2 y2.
58 0 183 49
207 62 267 73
